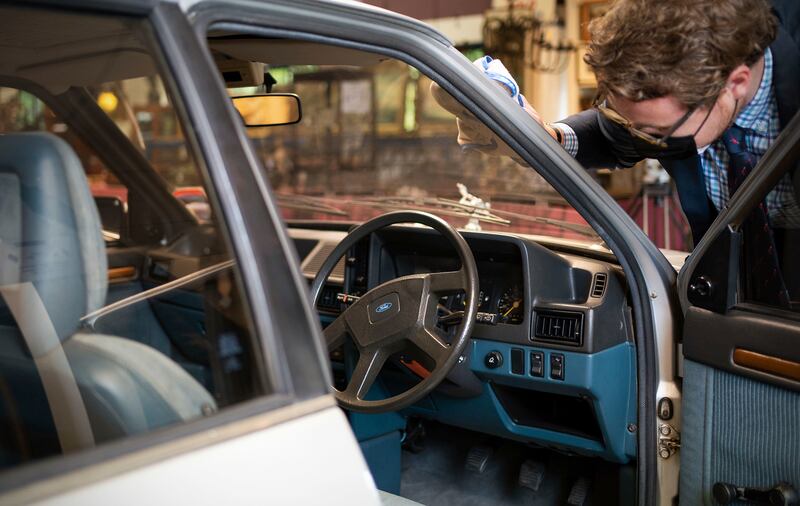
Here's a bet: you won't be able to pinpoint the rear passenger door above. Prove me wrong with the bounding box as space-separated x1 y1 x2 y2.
677 107 800 503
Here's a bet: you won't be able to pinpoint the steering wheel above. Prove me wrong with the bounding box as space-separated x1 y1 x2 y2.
310 211 479 413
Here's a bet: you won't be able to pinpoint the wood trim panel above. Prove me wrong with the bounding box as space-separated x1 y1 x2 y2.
107 266 136 281
734 348 800 382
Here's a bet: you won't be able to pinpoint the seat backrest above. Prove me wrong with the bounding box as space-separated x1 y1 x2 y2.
0 132 107 338
0 132 215 468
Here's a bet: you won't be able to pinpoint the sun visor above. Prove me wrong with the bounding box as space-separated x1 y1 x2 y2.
209 39 387 66
17 50 157 90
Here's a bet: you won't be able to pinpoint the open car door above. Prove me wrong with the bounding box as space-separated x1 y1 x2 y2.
677 112 800 504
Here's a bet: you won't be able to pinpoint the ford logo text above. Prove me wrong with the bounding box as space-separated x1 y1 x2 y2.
376 302 393 313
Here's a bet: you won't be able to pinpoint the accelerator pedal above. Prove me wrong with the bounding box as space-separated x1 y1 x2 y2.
567 476 590 506
518 459 546 492
465 445 493 474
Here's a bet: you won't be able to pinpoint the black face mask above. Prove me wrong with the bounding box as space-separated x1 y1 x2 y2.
597 110 699 166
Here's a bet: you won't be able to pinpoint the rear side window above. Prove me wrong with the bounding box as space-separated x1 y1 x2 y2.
0 6 272 478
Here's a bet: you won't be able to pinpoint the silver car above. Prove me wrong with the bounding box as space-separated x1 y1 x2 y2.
0 1 797 505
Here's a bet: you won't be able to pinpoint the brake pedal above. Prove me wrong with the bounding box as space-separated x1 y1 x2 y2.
465 445 493 474
518 459 546 492
567 476 590 506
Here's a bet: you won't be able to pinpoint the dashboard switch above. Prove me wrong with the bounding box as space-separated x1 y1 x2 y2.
530 352 544 377
510 348 524 374
485 351 503 369
550 353 565 380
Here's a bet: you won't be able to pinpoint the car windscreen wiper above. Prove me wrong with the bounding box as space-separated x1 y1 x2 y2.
279 191 600 241
411 195 601 240
275 193 348 216
489 210 601 240
452 191 600 240
343 195 511 227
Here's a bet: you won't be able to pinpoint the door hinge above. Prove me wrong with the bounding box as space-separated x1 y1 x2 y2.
658 423 681 459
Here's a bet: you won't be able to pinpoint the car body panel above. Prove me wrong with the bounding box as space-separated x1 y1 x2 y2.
3 403 379 506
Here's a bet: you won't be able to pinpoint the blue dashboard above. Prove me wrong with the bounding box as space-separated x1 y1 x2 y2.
306 225 637 465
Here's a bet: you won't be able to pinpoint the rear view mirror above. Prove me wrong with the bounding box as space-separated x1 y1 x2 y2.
231 93 302 127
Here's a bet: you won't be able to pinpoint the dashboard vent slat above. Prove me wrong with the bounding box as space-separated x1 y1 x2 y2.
532 310 584 346
591 273 607 298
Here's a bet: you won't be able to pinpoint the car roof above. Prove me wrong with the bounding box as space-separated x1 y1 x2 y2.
46 0 452 46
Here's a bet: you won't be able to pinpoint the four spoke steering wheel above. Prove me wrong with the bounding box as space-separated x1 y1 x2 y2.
310 211 479 413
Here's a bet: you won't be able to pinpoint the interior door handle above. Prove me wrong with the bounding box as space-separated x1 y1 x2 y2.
713 481 799 505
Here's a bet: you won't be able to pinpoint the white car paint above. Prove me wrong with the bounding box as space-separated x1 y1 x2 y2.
4 401 380 506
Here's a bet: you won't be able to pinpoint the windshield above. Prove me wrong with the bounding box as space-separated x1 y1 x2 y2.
224 50 596 242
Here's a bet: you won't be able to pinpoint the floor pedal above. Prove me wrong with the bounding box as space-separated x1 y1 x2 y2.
567 476 590 506
518 459 546 492
465 445 493 474
402 418 426 454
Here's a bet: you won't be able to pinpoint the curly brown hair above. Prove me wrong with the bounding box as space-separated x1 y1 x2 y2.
585 0 777 108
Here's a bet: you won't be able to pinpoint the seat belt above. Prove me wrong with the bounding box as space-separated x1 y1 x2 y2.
0 282 95 452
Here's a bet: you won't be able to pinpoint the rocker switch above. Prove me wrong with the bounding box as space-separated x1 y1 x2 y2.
550 353 565 380
530 352 544 377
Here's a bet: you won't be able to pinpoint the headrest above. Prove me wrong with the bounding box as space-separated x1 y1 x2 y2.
0 133 107 340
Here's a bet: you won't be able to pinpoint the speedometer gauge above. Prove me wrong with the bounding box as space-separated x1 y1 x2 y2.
497 288 524 324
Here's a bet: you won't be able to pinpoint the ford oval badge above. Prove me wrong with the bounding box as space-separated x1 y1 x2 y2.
376 302 393 313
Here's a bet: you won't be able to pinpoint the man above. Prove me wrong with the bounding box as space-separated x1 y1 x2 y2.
546 0 800 248
438 0 800 306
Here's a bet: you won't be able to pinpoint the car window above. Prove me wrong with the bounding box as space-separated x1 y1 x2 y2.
735 167 800 312
0 6 271 477
97 77 213 223
210 36 596 242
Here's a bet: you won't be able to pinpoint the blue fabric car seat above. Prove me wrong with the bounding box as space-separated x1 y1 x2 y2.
0 133 215 467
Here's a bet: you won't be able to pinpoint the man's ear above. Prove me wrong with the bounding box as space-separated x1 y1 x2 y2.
726 64 752 101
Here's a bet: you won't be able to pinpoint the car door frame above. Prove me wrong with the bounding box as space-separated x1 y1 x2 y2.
186 1 688 504
0 1 372 504
677 103 800 389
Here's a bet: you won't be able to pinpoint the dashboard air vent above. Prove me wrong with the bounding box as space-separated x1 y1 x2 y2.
532 310 583 346
591 273 607 298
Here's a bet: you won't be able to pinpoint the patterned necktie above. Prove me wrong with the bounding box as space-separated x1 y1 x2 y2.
722 125 791 308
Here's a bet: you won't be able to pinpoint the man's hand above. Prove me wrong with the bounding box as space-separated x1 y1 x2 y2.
430 81 561 164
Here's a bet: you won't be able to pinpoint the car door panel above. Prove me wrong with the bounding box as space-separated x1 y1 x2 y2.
12 405 380 506
97 248 172 357
684 306 800 391
680 358 800 504
681 303 800 503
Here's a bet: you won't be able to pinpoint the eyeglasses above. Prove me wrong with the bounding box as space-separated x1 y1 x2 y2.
594 97 698 149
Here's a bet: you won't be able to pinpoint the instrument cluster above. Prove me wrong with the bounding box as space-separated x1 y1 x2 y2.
440 282 524 325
